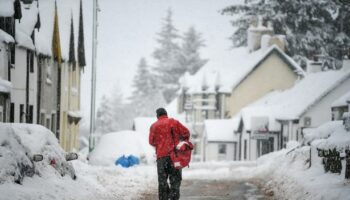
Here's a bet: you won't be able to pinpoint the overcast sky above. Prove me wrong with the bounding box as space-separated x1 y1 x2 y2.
81 0 241 124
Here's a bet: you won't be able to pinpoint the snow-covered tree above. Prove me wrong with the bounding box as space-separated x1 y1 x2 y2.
129 58 166 117
95 95 114 134
153 8 182 103
96 87 135 134
221 0 350 62
179 26 208 75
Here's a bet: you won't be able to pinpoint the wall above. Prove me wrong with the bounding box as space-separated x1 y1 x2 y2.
205 142 235 161
0 42 9 80
38 57 58 134
227 52 299 117
11 47 37 123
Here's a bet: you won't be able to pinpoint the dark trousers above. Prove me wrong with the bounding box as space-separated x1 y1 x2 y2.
157 156 182 200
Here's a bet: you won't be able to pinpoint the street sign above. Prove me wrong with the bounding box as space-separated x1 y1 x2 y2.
251 132 275 140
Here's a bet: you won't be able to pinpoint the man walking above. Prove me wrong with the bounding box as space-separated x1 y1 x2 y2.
149 108 190 200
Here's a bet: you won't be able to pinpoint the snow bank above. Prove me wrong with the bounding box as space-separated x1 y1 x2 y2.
0 159 158 200
236 121 350 200
89 130 155 166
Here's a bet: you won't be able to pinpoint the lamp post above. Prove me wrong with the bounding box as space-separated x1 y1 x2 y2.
89 0 99 152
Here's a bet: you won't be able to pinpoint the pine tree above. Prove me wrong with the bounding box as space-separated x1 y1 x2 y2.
130 58 166 117
153 8 181 103
179 26 208 75
130 58 151 100
96 95 114 134
221 0 350 61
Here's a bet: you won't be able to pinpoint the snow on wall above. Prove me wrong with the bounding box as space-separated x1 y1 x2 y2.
35 0 55 56
0 79 12 93
0 29 15 44
0 0 14 17
15 1 38 50
15 30 35 50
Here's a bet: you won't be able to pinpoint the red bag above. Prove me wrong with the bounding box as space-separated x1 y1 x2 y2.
170 128 194 169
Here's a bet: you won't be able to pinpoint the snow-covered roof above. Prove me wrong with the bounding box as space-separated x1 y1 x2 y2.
0 78 12 93
0 29 15 44
35 0 81 58
241 70 350 128
332 91 350 108
67 110 82 118
56 0 80 61
304 121 350 150
35 0 55 56
0 0 14 17
16 29 35 50
183 45 304 95
15 1 38 50
204 119 238 142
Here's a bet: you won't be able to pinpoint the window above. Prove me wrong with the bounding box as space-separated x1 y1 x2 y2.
10 103 14 122
218 144 226 154
10 43 15 65
51 113 56 133
46 59 53 85
20 104 24 123
202 94 208 106
28 105 33 123
244 140 247 160
304 117 311 127
46 118 51 130
0 106 3 122
40 113 45 126
27 50 34 73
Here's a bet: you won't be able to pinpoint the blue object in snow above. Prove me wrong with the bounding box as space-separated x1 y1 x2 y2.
115 155 140 168
127 155 140 166
115 155 130 168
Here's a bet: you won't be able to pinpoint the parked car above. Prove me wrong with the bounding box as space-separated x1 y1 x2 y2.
0 124 78 184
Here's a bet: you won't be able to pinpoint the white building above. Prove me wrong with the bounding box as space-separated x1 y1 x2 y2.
11 0 40 123
203 119 239 161
237 67 350 160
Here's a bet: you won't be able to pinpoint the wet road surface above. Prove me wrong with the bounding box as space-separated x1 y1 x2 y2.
141 179 268 200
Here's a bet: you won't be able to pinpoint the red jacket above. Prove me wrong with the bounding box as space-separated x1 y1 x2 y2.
149 115 190 159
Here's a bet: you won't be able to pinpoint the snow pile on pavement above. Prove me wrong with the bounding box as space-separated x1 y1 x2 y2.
89 130 155 166
238 121 350 200
0 159 158 200
0 124 158 200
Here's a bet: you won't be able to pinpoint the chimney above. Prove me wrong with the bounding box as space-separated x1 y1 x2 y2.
247 16 273 52
342 56 350 71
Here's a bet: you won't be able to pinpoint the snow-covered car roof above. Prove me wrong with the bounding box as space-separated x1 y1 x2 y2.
0 123 75 184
